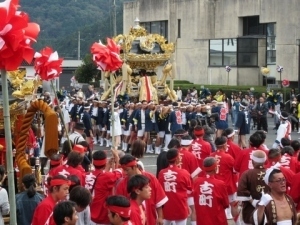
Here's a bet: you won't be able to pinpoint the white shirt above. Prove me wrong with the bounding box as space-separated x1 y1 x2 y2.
141 110 145 123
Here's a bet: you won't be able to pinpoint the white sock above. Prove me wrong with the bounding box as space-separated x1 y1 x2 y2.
147 145 152 151
124 143 128 151
164 134 171 149
191 222 196 225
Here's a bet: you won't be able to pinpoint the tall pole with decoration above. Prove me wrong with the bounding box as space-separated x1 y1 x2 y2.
277 65 283 88
91 38 122 151
225 66 231 86
0 1 40 224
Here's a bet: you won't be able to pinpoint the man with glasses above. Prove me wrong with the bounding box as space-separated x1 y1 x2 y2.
253 168 297 225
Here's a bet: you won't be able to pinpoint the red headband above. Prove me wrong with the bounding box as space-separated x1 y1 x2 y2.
93 159 107 167
107 205 131 218
121 160 137 169
269 155 281 163
50 179 71 187
50 158 63 166
194 129 204 136
73 144 86 153
168 154 179 162
203 162 217 172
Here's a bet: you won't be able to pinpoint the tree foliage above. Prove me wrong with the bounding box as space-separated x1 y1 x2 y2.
74 54 100 83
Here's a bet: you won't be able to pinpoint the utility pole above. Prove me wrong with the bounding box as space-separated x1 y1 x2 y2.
77 31 80 60
112 0 117 36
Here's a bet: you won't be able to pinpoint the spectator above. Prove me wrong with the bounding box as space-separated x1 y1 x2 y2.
16 174 44 225
176 87 182 101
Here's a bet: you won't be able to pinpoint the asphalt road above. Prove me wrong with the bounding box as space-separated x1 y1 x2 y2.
92 114 297 225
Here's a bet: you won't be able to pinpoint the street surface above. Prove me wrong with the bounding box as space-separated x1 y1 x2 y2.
92 114 297 225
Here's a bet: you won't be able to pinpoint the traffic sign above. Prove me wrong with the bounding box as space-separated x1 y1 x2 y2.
282 79 290 87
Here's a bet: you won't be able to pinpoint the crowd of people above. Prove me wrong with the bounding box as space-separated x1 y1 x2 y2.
2 84 300 225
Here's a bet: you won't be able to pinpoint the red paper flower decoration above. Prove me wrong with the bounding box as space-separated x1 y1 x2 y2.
91 38 122 72
34 47 63 81
0 0 40 71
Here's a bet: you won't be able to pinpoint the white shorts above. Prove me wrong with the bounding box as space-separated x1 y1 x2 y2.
228 192 237 203
158 131 165 138
163 219 187 225
187 196 194 206
137 124 145 137
123 125 132 136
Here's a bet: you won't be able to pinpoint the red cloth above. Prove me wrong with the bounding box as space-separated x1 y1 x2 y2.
31 195 56 225
90 169 122 224
34 47 63 81
84 169 102 193
90 38 122 72
130 199 146 225
115 171 168 225
226 139 241 160
189 138 212 169
289 172 300 212
193 175 229 225
158 165 192 220
51 164 85 186
27 128 37 149
234 147 267 176
211 150 237 195
280 153 298 173
179 147 201 178
0 0 40 71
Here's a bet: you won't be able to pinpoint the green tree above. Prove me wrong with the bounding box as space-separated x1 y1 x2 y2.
74 54 101 83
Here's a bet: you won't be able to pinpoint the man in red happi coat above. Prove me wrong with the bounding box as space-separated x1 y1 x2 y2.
189 126 212 169
115 155 168 225
158 149 193 225
193 156 229 225
210 136 239 220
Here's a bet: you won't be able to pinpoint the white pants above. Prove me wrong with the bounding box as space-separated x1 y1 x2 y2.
163 219 187 225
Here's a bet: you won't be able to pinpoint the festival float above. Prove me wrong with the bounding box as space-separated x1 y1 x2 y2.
100 18 177 104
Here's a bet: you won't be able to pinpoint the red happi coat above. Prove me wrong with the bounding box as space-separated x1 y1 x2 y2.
189 138 212 169
193 175 229 225
115 171 168 225
158 165 193 220
179 147 201 178
211 150 237 195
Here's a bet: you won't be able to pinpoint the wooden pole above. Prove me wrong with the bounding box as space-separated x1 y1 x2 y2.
110 73 115 149
1 69 17 225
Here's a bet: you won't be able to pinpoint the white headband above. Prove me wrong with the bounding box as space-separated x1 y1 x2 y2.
263 162 281 185
250 154 266 164
181 139 193 146
227 132 235 138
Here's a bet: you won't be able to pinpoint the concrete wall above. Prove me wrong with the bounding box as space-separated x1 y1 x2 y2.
123 0 300 85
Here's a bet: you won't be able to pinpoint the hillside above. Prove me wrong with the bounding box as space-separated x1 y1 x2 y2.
20 0 128 59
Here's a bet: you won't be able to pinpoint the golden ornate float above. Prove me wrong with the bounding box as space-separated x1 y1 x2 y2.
101 18 177 103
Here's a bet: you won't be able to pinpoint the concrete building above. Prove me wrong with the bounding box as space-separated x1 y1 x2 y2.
21 60 82 92
123 0 300 87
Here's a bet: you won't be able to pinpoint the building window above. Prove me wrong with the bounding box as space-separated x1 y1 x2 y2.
140 21 168 39
266 23 276 64
243 16 266 36
178 19 181 38
209 38 257 66
237 38 258 66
